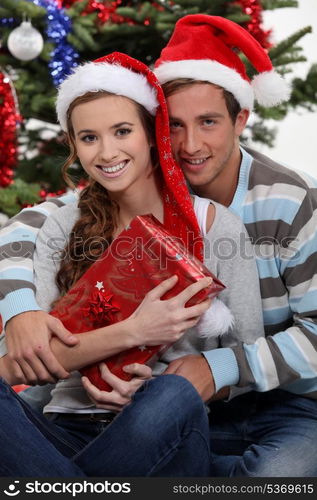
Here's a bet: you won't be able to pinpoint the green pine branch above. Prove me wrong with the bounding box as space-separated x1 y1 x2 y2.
269 26 312 60
0 179 41 217
1 0 46 19
249 121 277 147
261 1 298 10
290 63 317 110
66 0 90 18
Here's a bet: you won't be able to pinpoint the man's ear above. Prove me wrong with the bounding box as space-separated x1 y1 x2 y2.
235 108 250 136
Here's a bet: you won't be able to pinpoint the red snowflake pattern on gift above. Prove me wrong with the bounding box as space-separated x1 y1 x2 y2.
82 281 120 327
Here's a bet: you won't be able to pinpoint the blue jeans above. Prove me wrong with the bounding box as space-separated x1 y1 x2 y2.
0 374 210 477
209 389 317 477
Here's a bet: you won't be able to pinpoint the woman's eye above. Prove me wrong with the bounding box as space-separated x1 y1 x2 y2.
81 134 96 143
116 128 132 136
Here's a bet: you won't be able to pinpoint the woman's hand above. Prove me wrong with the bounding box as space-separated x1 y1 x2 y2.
5 311 78 385
81 362 152 412
128 275 213 347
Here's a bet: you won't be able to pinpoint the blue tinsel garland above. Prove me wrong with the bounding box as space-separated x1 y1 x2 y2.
31 0 79 84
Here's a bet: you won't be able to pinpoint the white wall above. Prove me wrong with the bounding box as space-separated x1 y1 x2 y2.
250 0 317 177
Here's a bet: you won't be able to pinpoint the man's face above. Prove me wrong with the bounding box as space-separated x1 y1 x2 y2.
166 83 248 199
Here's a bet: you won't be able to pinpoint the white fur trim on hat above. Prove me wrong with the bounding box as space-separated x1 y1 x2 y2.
251 70 291 107
196 298 234 338
154 59 254 111
56 62 159 130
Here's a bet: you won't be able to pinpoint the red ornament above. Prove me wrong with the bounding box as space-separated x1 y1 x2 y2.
77 178 89 189
47 189 66 197
86 0 132 25
38 188 66 202
59 0 131 24
0 71 22 187
20 203 33 209
39 189 48 198
233 0 272 49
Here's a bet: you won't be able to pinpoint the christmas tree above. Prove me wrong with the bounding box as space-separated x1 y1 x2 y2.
0 0 316 217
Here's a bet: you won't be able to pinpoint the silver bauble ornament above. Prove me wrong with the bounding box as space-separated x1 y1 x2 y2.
8 21 44 61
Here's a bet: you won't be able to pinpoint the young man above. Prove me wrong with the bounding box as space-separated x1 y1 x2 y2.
154 15 317 476
1 15 317 476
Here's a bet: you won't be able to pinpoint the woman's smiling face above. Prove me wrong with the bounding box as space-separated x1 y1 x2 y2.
71 94 153 196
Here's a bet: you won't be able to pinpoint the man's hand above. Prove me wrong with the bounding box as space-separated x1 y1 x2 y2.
0 355 24 386
5 310 79 385
81 362 152 412
164 354 216 402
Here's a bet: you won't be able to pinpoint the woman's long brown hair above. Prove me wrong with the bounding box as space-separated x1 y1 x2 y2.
55 91 157 296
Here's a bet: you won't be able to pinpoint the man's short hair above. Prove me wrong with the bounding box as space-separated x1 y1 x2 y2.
162 78 242 124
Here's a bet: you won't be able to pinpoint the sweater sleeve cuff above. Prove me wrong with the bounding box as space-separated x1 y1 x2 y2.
0 289 42 328
202 347 239 392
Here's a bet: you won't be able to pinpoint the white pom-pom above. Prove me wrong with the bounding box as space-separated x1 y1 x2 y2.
0 212 9 227
252 70 291 107
197 298 234 338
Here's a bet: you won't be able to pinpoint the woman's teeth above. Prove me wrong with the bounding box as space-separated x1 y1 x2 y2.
100 161 127 173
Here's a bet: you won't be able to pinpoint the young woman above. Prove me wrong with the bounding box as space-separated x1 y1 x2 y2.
0 53 263 476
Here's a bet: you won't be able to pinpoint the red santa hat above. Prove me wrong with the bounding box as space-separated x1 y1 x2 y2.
154 14 290 110
56 55 158 131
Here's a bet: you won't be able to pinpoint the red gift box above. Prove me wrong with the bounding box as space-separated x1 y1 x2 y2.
50 214 225 391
